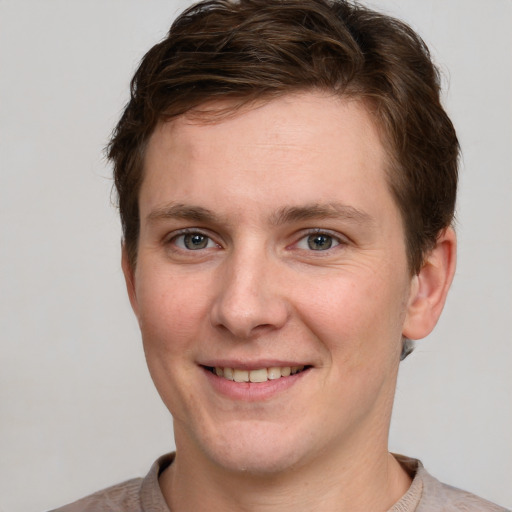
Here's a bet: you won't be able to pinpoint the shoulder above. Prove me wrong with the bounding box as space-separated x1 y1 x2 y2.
393 454 509 512
417 463 510 512
48 453 174 512
48 478 143 512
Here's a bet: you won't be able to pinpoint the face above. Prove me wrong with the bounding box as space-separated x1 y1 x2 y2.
126 91 419 475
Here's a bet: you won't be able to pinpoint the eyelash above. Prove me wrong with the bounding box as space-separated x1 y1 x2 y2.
293 229 346 252
166 229 220 251
166 228 346 254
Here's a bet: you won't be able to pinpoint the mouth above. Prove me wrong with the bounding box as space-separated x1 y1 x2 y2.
204 365 311 383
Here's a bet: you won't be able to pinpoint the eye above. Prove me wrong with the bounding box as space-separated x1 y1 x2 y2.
296 232 341 251
174 232 217 250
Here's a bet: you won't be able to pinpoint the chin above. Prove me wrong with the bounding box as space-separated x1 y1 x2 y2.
196 420 316 476
212 446 303 476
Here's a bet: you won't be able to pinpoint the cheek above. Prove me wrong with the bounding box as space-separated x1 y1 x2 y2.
293 269 408 359
135 269 211 353
134 271 209 416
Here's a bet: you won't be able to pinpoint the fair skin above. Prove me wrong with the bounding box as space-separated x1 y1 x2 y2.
123 91 456 511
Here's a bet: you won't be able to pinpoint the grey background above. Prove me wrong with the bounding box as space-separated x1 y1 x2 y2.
1 0 511 510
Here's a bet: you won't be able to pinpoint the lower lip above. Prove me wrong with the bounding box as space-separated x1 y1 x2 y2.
202 367 310 401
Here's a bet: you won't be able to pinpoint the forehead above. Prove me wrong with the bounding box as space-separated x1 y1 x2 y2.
140 91 397 229
150 92 382 154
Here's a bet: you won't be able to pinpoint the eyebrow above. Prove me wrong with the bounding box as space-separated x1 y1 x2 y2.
145 202 373 227
269 203 374 226
146 203 221 224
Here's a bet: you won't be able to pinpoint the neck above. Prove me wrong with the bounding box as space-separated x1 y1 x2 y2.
160 436 411 512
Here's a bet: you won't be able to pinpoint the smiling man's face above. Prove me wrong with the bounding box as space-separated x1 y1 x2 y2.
124 91 421 475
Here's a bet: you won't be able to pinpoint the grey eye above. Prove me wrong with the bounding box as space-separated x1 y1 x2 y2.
295 232 342 252
307 234 334 251
177 233 213 250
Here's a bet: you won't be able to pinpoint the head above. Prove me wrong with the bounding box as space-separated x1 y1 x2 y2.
108 0 459 276
110 0 459 479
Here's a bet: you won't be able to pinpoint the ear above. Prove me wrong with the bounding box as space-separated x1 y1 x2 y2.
121 244 140 320
402 227 457 340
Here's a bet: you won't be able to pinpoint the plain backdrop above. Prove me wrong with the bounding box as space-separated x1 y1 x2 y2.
1 1 511 510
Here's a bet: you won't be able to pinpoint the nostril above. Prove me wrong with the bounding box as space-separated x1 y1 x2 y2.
209 268 290 339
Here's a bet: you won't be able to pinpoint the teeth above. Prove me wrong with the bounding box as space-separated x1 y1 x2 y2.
249 368 268 383
267 367 282 380
281 366 291 377
233 369 249 382
213 365 305 382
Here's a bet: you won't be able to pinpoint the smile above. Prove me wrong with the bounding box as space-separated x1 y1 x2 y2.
206 365 309 383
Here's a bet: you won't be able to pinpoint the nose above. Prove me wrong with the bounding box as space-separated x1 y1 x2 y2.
210 248 289 339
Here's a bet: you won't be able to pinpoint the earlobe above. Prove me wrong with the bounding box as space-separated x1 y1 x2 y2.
121 245 139 319
402 227 457 340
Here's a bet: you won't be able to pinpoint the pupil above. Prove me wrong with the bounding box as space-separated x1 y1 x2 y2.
308 234 332 251
185 234 208 250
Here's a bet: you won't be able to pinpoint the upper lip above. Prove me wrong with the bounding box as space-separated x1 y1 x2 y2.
199 360 311 370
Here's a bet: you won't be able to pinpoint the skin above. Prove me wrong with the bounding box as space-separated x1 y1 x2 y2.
123 91 456 511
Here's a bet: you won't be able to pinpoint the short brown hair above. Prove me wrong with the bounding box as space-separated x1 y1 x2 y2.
108 0 459 275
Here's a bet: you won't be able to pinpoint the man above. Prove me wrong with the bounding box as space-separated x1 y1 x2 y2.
52 0 507 510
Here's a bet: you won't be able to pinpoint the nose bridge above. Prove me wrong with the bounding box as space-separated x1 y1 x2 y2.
211 241 288 338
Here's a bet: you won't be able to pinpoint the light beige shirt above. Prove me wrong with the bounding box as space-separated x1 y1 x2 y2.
50 453 509 512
